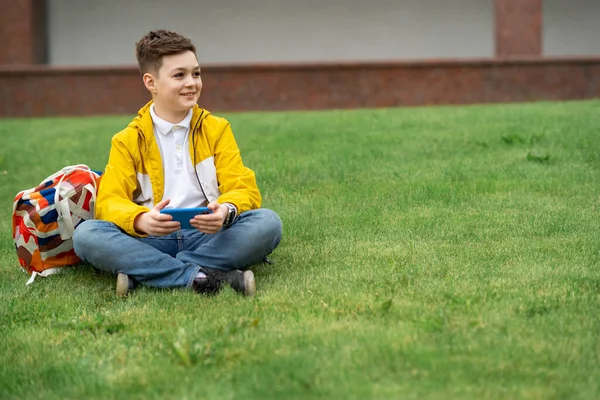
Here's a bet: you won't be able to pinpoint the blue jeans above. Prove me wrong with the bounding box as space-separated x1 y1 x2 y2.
72 209 282 289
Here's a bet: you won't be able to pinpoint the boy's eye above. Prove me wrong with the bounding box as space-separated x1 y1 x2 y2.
193 71 201 77
174 72 184 78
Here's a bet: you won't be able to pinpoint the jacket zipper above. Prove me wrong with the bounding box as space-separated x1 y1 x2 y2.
191 111 209 204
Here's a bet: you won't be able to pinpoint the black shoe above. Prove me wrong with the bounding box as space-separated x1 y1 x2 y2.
263 256 274 265
116 273 136 297
194 267 256 297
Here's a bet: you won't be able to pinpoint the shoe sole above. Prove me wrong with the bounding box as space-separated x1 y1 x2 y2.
116 273 130 297
242 270 256 297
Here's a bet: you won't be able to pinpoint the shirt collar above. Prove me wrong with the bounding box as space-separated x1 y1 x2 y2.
150 104 193 135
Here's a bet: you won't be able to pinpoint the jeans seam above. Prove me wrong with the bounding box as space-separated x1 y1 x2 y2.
186 264 201 289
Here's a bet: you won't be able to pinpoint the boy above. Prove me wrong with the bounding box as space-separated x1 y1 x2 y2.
73 30 282 297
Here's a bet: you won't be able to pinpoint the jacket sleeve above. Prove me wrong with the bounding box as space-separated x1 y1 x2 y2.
95 134 150 236
214 122 262 212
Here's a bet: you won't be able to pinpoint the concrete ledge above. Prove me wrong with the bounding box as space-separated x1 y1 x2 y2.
2 57 600 117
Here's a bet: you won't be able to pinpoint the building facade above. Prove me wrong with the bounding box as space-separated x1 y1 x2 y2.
1 0 599 117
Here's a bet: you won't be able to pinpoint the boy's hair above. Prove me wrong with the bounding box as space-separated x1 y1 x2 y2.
135 30 196 75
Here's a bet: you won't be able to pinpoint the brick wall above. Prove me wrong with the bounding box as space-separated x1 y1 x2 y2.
0 0 45 65
1 57 599 118
495 0 542 57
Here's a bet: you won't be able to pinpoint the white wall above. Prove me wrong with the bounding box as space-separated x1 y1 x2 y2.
47 0 493 66
543 0 600 56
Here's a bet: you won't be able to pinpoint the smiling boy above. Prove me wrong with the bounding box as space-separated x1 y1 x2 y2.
73 30 282 297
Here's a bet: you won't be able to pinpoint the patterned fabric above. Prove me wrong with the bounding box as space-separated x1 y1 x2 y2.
12 165 102 278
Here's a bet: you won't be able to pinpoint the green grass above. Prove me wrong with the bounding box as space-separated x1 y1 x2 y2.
1 100 599 400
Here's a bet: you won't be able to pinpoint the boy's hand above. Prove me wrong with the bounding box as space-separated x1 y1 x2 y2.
134 199 180 236
190 201 227 234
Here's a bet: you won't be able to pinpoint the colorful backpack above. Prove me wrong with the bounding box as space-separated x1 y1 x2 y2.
12 165 102 284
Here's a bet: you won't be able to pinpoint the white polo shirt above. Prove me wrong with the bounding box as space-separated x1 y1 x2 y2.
150 105 207 208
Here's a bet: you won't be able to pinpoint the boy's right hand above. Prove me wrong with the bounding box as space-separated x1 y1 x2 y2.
133 199 180 236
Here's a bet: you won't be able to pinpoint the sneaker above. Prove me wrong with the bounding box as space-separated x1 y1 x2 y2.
116 273 135 297
263 256 274 265
194 267 256 297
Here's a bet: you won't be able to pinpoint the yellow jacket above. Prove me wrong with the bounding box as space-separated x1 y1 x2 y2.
95 101 261 236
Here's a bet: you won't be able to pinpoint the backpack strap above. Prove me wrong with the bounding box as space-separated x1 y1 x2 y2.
54 166 100 240
26 268 62 285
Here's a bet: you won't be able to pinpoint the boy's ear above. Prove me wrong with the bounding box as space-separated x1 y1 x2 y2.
142 72 158 94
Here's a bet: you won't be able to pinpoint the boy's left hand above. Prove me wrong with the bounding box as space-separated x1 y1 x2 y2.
189 201 228 234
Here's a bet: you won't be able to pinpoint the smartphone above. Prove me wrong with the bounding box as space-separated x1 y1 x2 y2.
160 207 212 229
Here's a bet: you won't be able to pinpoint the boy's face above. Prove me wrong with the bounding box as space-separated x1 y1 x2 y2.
144 51 202 117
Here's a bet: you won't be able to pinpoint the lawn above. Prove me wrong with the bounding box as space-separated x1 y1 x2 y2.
0 100 599 400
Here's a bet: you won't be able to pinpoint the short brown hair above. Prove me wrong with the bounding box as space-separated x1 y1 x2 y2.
135 30 196 75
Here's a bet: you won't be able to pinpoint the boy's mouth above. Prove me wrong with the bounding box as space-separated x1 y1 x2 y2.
181 92 196 98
